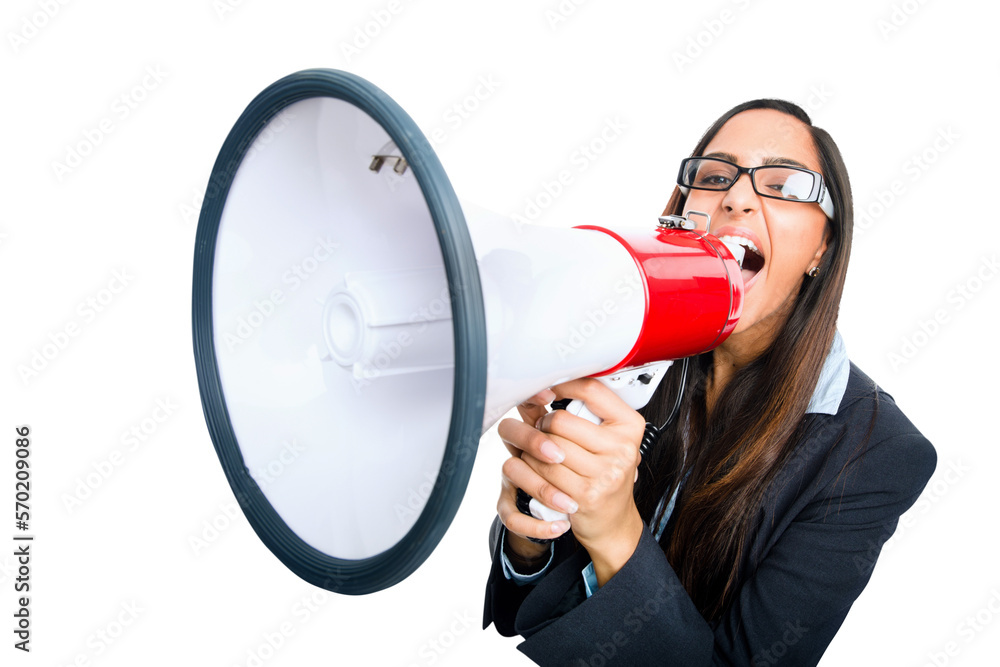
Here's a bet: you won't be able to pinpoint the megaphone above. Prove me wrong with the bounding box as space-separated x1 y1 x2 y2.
192 69 744 595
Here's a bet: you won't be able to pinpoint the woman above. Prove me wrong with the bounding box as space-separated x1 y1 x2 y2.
483 99 937 665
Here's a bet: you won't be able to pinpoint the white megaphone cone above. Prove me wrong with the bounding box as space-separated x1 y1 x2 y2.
193 69 743 595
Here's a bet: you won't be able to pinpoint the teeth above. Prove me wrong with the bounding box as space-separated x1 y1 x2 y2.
718 234 761 256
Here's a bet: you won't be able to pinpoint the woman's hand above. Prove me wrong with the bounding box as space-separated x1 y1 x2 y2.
496 379 647 586
496 388 572 564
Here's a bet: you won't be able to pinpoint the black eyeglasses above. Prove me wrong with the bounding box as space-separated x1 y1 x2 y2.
677 157 834 219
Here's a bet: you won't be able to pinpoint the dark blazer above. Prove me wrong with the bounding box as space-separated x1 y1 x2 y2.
483 363 937 666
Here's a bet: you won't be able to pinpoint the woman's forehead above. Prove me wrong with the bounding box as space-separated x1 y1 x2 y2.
705 109 820 171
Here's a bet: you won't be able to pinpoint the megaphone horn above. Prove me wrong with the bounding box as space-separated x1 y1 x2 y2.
192 69 743 595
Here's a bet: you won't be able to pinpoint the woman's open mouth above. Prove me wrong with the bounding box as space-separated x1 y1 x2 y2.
717 233 765 286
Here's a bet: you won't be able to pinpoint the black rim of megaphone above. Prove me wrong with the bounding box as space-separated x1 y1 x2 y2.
191 69 487 595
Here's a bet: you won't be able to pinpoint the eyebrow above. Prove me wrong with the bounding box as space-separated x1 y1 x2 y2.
703 151 811 170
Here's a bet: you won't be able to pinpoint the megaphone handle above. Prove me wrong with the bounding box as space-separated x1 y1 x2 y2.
561 397 602 424
517 398 602 536
514 363 672 542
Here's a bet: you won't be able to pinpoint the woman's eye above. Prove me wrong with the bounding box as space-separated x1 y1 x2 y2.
697 173 732 187
761 170 813 199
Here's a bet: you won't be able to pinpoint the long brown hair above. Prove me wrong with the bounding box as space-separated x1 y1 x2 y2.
635 99 854 620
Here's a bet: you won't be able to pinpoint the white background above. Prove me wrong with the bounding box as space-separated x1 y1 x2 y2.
2 0 998 665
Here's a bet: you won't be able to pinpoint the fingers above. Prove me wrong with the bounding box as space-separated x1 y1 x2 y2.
534 410 641 476
520 450 625 511
498 458 572 541
538 379 646 455
549 378 640 425
500 388 557 458
501 388 642 481
498 417 569 465
515 387 556 426
502 455 579 516
498 495 569 541
496 379 649 555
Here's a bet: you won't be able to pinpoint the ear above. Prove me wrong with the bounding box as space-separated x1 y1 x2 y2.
809 225 832 273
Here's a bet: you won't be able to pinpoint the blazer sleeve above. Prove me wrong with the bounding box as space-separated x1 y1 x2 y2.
483 515 583 638
708 426 936 666
483 415 936 666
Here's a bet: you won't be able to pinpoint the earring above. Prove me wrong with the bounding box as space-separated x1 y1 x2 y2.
807 266 820 278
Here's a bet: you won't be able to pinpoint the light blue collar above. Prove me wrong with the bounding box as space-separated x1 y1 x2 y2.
805 330 850 416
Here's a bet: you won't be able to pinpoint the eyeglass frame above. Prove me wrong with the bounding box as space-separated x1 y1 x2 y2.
676 156 835 220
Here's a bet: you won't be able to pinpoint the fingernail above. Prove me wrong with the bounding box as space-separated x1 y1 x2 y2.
552 492 578 514
535 417 543 430
540 440 565 463
550 520 570 535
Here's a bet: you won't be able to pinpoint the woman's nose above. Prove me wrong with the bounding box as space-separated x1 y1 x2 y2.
721 173 758 216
